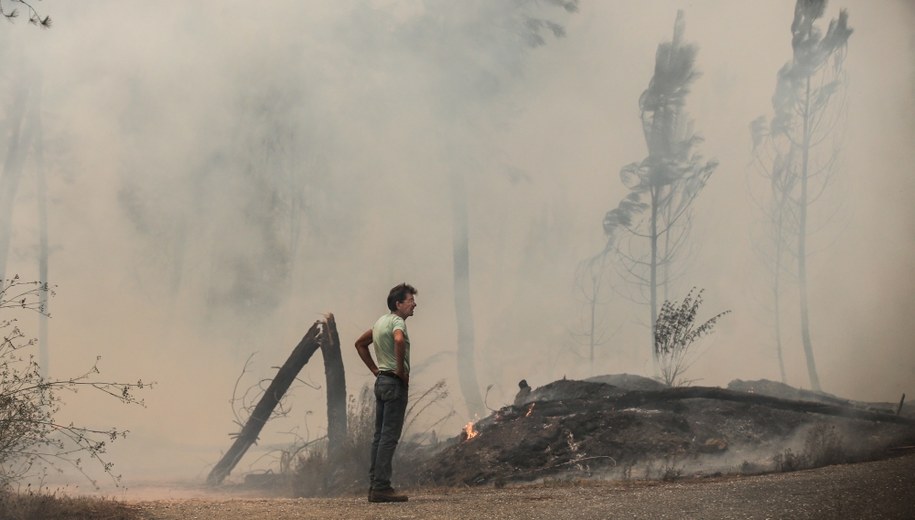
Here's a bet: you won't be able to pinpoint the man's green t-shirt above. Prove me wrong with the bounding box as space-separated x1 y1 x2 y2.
372 313 410 374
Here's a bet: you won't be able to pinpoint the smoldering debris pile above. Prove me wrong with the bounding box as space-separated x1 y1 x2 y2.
403 375 915 487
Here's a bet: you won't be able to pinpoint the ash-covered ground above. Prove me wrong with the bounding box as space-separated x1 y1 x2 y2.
400 375 915 487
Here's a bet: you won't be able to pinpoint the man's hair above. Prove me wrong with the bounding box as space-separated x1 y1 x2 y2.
387 283 418 311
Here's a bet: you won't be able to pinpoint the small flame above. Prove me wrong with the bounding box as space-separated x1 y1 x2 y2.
462 421 479 440
525 403 535 417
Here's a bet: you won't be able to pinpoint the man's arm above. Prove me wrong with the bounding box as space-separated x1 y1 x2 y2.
354 329 379 376
393 329 409 387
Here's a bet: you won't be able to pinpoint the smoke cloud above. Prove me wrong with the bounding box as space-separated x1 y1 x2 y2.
0 0 912 486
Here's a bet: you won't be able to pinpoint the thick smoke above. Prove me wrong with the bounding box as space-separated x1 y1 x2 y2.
0 0 912 486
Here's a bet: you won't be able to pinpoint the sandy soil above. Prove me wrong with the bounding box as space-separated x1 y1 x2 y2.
126 452 915 520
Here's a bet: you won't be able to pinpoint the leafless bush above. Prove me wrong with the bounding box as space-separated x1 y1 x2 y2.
660 456 684 481
638 455 688 481
772 448 805 472
802 423 845 468
0 276 151 488
228 353 321 431
773 423 847 473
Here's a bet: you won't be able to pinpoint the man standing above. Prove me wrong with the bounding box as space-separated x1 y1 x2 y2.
354 283 417 503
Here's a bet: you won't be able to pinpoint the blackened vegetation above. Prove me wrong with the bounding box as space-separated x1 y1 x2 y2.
403 377 915 487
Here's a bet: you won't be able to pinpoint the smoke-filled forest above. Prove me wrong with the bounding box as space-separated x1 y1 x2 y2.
1 0 913 487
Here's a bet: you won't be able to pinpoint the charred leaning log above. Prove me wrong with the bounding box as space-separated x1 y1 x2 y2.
207 314 346 486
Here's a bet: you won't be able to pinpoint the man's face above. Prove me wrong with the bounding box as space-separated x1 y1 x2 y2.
396 294 417 317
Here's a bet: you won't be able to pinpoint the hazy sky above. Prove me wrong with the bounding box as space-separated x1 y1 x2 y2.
1 0 913 485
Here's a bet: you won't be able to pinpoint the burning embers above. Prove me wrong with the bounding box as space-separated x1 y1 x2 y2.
462 420 479 441
461 402 535 443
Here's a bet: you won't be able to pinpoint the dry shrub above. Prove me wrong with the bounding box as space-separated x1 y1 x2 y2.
773 448 805 472
0 489 136 520
739 460 765 475
660 461 684 481
1 277 149 488
802 423 845 468
773 422 847 472
292 380 452 497
292 385 374 497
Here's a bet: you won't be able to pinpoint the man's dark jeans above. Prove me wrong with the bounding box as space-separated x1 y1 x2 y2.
369 373 408 491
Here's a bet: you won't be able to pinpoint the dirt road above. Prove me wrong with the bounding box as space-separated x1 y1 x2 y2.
130 453 915 519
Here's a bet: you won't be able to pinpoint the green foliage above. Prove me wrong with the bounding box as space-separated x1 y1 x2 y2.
653 288 730 386
0 276 150 488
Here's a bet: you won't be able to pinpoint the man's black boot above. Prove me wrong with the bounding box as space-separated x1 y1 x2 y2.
368 487 408 503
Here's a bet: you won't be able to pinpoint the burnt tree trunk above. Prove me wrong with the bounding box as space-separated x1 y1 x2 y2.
207 317 341 486
321 313 346 462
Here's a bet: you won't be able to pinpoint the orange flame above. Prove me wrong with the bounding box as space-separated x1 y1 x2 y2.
462 421 479 440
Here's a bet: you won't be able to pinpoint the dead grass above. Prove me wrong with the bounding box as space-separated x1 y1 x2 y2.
773 422 849 472
0 489 136 520
292 381 453 497
292 385 376 497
